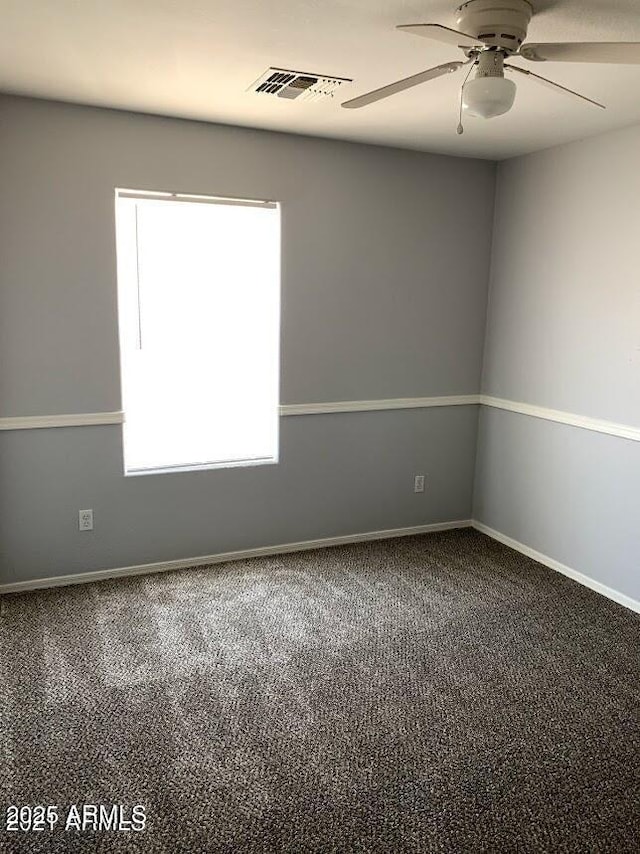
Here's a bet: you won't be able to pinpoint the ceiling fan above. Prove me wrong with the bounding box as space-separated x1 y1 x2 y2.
342 0 640 132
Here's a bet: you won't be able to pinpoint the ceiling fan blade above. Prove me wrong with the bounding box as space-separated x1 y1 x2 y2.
342 62 464 109
519 42 640 64
397 24 485 50
506 64 606 109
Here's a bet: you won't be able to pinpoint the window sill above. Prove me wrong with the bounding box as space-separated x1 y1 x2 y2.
124 457 279 477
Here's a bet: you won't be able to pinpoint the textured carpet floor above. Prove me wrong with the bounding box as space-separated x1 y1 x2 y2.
1 529 639 853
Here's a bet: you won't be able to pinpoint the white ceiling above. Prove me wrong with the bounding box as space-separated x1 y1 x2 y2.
2 0 640 159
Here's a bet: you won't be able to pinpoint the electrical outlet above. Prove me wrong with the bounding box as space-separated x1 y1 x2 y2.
414 475 425 493
78 509 94 531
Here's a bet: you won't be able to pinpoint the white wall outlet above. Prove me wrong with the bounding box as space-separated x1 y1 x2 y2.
414 475 425 493
78 509 94 531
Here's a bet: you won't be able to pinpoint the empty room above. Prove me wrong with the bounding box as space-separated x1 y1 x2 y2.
1 1 639 851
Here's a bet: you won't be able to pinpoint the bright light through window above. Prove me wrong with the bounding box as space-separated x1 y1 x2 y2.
115 190 281 474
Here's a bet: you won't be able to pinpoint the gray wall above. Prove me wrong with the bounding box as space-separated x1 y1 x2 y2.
0 95 495 583
474 123 640 602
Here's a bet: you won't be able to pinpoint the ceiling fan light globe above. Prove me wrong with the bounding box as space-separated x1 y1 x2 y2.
462 76 517 118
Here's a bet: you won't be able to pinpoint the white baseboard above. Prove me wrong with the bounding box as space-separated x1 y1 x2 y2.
472 521 640 615
4 519 638 616
0 520 471 594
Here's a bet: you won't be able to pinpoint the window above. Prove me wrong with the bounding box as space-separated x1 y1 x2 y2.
115 189 280 474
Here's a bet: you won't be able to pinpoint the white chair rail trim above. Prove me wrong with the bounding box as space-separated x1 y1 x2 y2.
481 396 640 444
0 411 125 431
279 395 480 415
1 397 638 443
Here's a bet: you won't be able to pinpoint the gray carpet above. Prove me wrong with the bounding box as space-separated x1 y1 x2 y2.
1 529 639 853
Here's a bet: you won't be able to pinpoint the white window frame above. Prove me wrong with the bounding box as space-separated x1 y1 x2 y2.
114 187 281 476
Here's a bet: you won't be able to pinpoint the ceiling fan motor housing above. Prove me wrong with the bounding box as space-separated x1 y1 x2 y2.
456 0 533 53
475 50 507 77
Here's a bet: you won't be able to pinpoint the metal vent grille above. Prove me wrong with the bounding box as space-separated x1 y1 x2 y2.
249 68 351 102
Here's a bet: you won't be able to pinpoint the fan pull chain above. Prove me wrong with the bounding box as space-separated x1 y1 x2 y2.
457 61 477 135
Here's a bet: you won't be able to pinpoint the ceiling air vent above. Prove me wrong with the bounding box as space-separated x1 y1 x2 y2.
249 68 351 102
